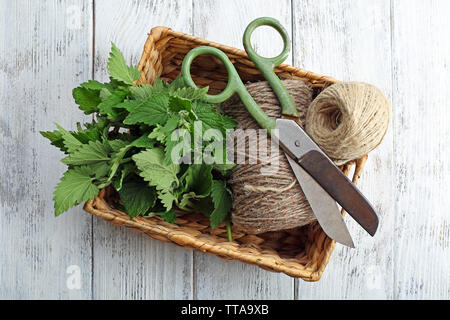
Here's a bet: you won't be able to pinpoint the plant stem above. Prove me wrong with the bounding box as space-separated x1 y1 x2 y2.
226 220 232 242
177 205 195 213
119 157 132 164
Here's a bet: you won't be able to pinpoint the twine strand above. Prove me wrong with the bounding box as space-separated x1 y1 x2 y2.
306 82 391 165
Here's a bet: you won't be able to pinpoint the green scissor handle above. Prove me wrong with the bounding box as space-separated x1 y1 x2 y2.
243 17 298 118
181 17 298 132
182 46 276 131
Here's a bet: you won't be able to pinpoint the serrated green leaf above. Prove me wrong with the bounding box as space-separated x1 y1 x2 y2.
161 115 182 161
148 125 166 142
183 164 213 196
108 135 156 181
221 115 239 131
129 84 154 100
99 87 112 100
81 80 104 91
78 117 111 141
119 180 156 219
108 139 129 152
89 161 111 179
132 148 179 191
113 163 135 191
54 123 98 152
167 75 186 92
123 94 170 126
173 86 209 101
53 166 99 216
55 124 83 154
158 209 177 223
131 135 156 148
164 137 182 164
152 78 168 92
145 209 177 223
106 79 124 90
72 87 102 114
61 140 111 165
192 101 237 134
97 90 129 117
72 125 101 145
108 146 131 181
168 96 192 112
179 192 195 208
158 190 177 212
84 116 109 132
209 180 232 229
40 130 67 153
162 115 180 134
192 197 215 217
107 42 141 85
162 118 191 164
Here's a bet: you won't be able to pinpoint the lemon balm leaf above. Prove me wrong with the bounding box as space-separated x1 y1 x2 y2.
107 42 141 85
209 180 233 229
132 148 179 191
119 181 156 219
53 166 99 216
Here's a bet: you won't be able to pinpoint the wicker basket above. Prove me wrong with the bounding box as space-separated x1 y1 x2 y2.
83 26 368 281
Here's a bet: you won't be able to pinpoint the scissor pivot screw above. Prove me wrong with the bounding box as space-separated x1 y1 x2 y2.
294 140 301 147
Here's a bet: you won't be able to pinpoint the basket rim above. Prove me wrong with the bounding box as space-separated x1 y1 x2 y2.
137 26 338 87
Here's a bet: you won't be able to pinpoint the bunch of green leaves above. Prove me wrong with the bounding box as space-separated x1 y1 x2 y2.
41 43 237 239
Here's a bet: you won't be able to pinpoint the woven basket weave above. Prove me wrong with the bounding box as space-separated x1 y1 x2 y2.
83 26 368 281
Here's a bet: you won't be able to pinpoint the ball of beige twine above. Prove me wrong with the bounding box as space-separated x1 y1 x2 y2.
306 82 391 165
221 80 391 234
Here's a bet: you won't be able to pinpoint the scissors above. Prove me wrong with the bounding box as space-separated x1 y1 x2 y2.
181 17 378 247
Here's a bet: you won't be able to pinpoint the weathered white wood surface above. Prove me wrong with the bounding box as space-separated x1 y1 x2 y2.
0 0 94 299
391 0 450 299
0 0 449 299
91 0 194 300
293 0 395 299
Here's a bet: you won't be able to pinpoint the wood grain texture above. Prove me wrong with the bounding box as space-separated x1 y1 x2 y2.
293 0 395 299
1 0 450 300
391 0 450 299
192 0 294 300
0 0 93 299
91 0 194 300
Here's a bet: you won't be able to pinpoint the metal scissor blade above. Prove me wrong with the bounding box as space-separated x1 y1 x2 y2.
286 155 355 248
274 118 379 237
298 150 379 236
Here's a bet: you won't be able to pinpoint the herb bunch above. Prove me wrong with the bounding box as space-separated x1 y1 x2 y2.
41 43 237 238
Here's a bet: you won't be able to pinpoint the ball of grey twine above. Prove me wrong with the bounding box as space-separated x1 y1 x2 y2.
220 80 391 234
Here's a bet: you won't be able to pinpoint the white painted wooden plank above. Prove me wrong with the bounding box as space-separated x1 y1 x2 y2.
293 0 395 299
1 0 448 301
0 0 93 299
193 0 293 64
391 0 450 299
92 0 194 300
193 0 294 299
